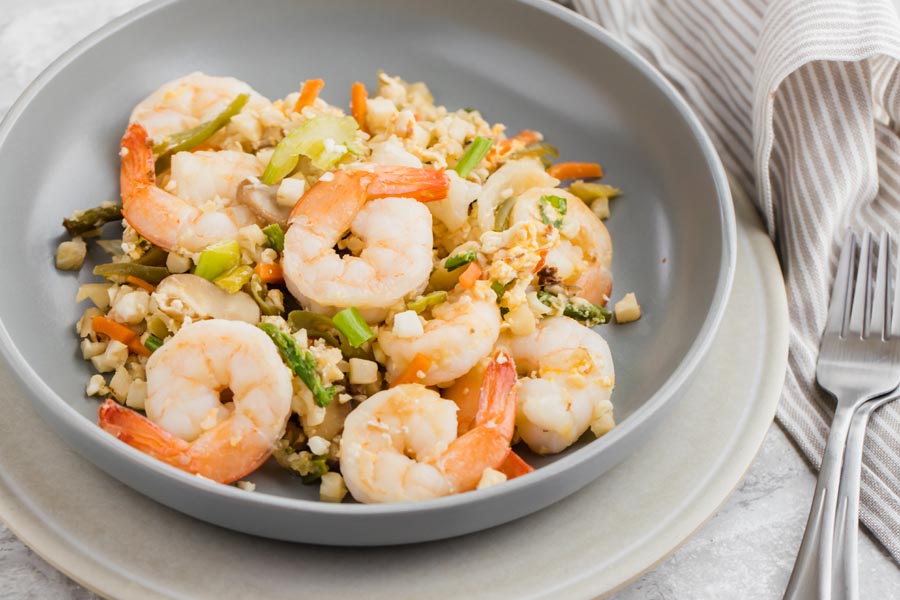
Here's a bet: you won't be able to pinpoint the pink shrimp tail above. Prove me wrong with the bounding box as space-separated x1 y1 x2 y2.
497 450 534 480
364 166 450 202
98 399 274 485
473 350 517 436
288 166 451 223
98 398 192 469
119 123 186 251
120 123 155 202
437 351 519 492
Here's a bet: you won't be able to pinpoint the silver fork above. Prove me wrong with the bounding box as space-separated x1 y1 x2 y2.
784 231 900 600
832 232 899 600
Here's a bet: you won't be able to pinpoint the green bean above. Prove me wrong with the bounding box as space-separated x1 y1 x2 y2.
135 245 168 267
93 262 170 284
246 274 282 316
153 94 249 173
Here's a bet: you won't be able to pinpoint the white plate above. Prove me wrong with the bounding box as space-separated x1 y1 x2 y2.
0 183 787 599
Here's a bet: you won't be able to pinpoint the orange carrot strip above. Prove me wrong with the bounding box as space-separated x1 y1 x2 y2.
350 82 368 132
254 263 284 284
125 275 156 293
547 162 603 180
497 450 534 480
128 338 152 357
293 78 325 112
458 262 483 290
497 129 541 155
391 353 432 387
92 316 137 345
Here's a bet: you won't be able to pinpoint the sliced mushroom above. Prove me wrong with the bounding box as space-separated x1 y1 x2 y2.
153 274 260 324
236 179 291 228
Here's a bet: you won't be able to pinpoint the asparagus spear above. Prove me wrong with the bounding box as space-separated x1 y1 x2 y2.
62 203 123 236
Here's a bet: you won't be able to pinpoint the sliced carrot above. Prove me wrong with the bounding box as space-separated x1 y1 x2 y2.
128 338 152 357
458 262 483 290
293 78 325 113
547 162 603 180
92 315 151 356
350 82 368 132
497 450 534 480
92 316 137 345
254 262 284 284
125 275 155 293
496 129 541 155
391 353 432 387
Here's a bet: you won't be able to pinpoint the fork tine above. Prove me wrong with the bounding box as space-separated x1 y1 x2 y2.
891 234 900 338
848 230 873 337
871 232 890 338
826 231 857 336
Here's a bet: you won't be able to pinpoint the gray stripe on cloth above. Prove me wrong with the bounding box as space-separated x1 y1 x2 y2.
575 0 900 563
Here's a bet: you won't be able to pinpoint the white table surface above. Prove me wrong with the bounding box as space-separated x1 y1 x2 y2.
1 1 899 598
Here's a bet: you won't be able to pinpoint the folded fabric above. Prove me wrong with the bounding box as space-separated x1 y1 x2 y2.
574 0 900 562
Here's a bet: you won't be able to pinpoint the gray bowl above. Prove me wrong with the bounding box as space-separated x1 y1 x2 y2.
0 0 735 545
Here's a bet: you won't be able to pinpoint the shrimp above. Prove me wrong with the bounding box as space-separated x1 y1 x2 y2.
97 319 293 483
377 285 501 387
282 166 450 320
448 317 615 455
130 72 271 141
339 350 517 503
511 187 613 306
120 123 262 253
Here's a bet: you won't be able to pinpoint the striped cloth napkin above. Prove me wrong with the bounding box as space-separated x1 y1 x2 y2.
573 0 900 562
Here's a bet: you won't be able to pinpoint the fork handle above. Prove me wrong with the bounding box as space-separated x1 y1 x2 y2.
784 403 856 600
832 400 881 600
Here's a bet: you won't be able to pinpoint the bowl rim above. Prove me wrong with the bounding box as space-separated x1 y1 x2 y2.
0 0 736 516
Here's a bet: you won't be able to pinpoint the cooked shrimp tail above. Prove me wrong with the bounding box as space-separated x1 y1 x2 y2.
364 165 451 202
497 450 534 480
99 399 274 484
437 351 517 492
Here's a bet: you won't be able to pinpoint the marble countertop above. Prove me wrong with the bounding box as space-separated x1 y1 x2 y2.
1 1 899 598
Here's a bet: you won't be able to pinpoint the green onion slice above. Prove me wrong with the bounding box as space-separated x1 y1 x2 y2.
262 223 285 253
444 250 477 272
193 240 240 281
407 291 448 313
539 194 567 228
144 335 164 353
455 136 493 179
